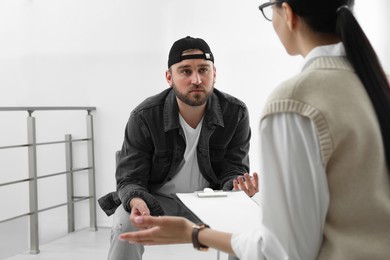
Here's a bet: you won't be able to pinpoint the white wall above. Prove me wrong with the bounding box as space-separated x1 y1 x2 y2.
0 0 388 255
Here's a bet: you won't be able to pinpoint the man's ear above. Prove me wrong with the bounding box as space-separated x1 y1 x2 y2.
281 2 297 31
166 70 173 87
213 65 217 83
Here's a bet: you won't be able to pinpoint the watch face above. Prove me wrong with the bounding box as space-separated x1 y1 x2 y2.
198 246 209 251
194 224 205 229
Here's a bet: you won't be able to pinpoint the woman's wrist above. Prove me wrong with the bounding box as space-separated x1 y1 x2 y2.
191 223 210 251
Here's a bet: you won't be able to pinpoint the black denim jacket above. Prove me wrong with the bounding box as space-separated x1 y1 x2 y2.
99 88 250 216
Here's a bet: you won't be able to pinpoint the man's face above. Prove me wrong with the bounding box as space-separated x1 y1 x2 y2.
166 49 216 107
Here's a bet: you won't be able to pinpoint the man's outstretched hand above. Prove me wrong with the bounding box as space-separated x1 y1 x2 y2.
233 172 259 197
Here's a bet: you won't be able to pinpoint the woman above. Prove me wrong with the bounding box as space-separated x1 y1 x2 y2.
119 0 390 259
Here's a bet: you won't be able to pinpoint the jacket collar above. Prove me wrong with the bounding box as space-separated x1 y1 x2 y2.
163 88 224 132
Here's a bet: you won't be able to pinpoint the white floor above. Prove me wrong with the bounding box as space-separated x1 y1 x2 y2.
5 227 229 260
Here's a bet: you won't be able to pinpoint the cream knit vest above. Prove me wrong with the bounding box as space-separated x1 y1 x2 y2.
261 56 390 259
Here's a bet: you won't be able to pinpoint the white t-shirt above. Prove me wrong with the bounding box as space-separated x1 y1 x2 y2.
157 114 209 195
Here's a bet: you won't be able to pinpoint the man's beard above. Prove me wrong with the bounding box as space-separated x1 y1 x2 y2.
173 82 214 107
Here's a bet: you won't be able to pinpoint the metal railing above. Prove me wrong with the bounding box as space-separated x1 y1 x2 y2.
0 107 97 254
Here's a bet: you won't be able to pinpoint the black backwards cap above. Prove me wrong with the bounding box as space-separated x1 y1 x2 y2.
168 36 214 68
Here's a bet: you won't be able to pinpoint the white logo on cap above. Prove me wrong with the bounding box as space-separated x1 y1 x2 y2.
205 53 211 60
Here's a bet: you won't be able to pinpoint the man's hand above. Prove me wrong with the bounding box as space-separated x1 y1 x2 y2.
233 172 259 197
129 198 151 229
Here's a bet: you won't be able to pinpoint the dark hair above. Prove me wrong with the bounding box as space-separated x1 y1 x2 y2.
284 0 390 169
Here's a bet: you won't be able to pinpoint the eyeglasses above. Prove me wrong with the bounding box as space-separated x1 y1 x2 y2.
258 2 280 21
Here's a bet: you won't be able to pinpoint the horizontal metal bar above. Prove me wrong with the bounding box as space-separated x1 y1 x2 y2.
0 212 32 224
37 140 72 146
0 144 30 150
73 196 92 201
36 167 92 180
0 138 92 150
36 138 92 146
0 107 96 112
38 203 68 213
71 138 91 143
0 196 93 224
37 140 68 146
0 178 32 187
0 141 65 149
73 167 93 173
0 167 93 186
36 171 68 180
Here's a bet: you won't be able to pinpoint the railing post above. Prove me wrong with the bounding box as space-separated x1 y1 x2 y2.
27 112 40 254
65 134 75 233
86 112 97 231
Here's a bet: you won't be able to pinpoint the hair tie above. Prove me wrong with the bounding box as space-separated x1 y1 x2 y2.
337 5 349 13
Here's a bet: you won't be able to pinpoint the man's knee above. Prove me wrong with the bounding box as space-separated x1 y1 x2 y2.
111 206 138 236
108 206 144 260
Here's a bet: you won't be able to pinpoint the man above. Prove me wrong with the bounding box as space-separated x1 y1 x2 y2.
100 36 253 260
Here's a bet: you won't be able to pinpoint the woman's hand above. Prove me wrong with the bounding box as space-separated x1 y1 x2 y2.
119 215 194 245
233 172 259 197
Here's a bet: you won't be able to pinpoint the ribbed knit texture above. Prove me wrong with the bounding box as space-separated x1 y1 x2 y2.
261 56 390 259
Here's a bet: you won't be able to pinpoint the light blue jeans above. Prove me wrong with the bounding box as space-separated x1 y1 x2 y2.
107 193 198 260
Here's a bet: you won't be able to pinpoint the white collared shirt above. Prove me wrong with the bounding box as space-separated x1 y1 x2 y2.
231 43 345 259
303 42 345 70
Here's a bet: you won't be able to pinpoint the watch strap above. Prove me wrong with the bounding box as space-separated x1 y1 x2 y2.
191 223 210 251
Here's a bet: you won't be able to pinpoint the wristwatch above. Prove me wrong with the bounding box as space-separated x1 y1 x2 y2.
192 223 210 251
